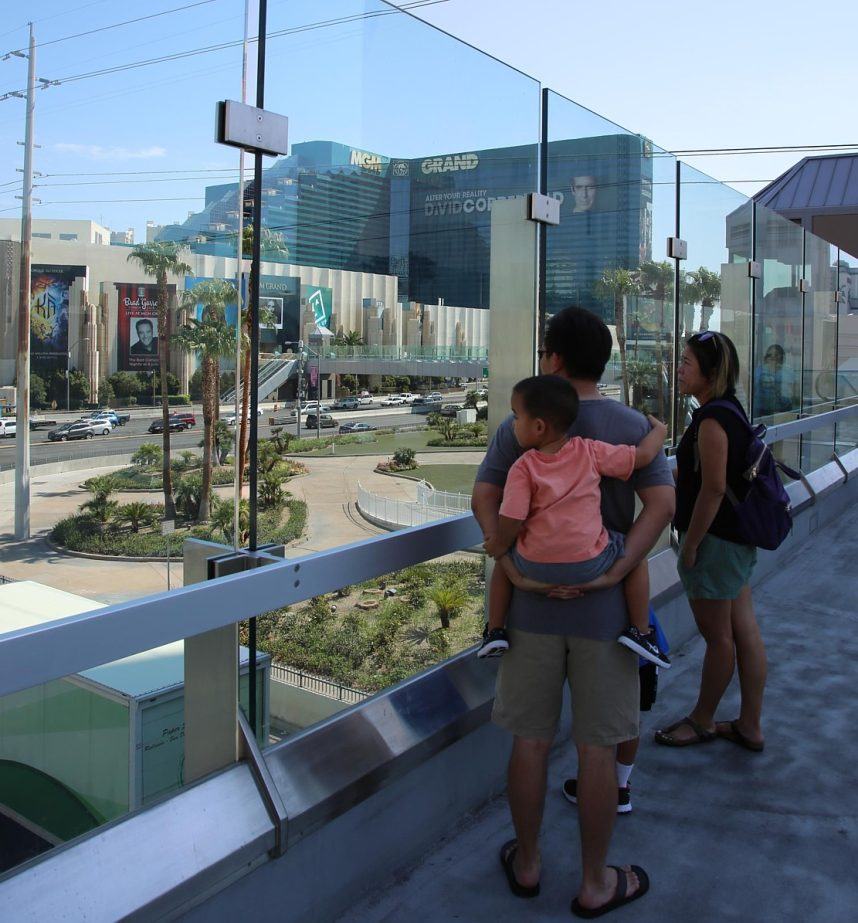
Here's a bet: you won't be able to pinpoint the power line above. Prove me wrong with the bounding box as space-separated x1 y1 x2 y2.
0 0 451 98
4 0 218 54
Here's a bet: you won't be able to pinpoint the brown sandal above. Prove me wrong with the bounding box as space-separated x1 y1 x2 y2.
717 720 764 752
654 716 716 747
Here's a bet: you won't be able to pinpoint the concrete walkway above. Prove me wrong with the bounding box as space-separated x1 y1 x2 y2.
0 451 483 601
287 451 483 555
343 502 858 923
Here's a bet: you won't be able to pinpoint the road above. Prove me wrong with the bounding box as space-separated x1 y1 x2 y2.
0 394 472 469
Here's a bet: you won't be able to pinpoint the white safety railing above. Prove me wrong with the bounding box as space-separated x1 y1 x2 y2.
415 481 472 513
356 482 458 529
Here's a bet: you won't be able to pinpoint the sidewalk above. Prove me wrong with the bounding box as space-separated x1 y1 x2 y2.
343 502 858 923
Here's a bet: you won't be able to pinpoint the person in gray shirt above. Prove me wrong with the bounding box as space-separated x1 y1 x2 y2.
472 307 674 915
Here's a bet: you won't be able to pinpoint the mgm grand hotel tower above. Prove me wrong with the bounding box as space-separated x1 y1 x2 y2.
158 132 654 339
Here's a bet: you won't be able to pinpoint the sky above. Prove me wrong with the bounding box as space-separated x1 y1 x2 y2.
0 0 853 243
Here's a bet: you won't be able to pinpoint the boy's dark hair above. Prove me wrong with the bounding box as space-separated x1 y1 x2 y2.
543 306 612 381
512 375 579 432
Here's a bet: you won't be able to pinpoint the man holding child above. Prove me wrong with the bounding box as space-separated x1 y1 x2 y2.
471 306 674 916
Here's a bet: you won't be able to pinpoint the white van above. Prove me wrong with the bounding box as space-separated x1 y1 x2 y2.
0 418 16 438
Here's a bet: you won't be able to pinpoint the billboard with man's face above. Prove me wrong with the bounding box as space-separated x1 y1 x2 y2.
116 282 171 372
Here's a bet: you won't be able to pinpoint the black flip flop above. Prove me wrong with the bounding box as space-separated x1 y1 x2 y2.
499 839 540 899
654 715 716 747
571 865 650 918
717 719 765 752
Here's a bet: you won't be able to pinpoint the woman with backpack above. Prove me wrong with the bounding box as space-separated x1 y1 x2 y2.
655 331 767 751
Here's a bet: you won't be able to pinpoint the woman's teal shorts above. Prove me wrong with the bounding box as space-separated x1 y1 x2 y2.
677 532 757 601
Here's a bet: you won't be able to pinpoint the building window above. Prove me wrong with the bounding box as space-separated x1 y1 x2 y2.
33 232 51 239
59 233 78 241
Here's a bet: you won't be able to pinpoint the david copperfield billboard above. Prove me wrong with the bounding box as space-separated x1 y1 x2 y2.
116 282 173 372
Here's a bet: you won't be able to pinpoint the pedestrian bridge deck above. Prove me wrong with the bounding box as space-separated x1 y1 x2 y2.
344 501 858 923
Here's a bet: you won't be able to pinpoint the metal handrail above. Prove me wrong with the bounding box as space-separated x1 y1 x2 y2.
270 663 369 703
0 404 854 701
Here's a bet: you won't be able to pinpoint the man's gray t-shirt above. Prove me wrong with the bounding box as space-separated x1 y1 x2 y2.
475 398 673 640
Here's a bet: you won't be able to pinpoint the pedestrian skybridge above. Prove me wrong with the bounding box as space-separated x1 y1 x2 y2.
0 406 855 921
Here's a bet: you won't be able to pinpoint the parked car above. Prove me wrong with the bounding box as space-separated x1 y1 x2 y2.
380 395 405 406
357 395 373 406
169 412 196 428
226 408 263 426
338 421 376 434
334 397 361 410
440 404 463 417
398 393 416 404
48 421 105 441
148 418 189 434
0 418 16 438
426 392 443 402
29 416 58 430
84 410 130 427
305 413 337 429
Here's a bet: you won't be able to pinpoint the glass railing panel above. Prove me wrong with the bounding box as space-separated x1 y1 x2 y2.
0 5 244 598
254 551 486 745
544 92 676 433
802 233 838 416
0 578 271 874
678 165 752 436
799 233 837 470
752 204 803 470
225 0 541 540
834 247 858 454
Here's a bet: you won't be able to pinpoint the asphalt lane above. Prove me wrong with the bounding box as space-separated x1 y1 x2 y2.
0 399 467 468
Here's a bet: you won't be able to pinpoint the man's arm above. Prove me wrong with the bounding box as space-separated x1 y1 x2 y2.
606 483 675 581
471 481 503 539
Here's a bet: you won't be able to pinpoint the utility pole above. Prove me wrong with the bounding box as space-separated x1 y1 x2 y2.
15 24 35 540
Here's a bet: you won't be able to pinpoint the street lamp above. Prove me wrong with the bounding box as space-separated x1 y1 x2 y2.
66 336 90 412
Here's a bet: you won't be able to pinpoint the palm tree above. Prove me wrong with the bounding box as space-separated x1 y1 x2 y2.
636 260 674 419
334 329 364 347
211 419 234 466
212 497 249 545
117 501 157 533
132 443 162 468
127 242 193 519
685 267 721 334
236 225 289 491
594 267 638 406
175 278 237 521
427 582 469 630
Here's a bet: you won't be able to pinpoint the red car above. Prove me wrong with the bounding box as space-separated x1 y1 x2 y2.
169 412 196 428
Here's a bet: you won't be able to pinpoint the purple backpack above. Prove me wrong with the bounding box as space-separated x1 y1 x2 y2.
695 399 800 551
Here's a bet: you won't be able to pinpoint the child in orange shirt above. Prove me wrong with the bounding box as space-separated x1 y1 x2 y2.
478 375 670 667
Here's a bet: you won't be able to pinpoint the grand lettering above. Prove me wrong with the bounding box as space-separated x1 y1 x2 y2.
421 153 479 174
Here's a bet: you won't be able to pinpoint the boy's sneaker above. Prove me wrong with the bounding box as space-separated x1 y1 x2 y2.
618 627 671 669
562 778 632 815
477 626 509 658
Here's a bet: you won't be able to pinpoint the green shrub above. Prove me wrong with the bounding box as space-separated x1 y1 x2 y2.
168 394 191 406
392 446 417 469
132 443 162 468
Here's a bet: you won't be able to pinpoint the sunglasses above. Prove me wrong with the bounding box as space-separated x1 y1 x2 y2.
537 348 550 359
692 331 720 352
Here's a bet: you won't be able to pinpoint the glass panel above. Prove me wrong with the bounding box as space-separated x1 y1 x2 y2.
254 553 486 744
216 0 539 538
835 247 858 453
800 233 837 470
0 6 244 595
544 92 676 432
679 165 753 436
753 205 803 470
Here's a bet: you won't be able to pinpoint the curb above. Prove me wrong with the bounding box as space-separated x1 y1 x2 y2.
44 533 174 563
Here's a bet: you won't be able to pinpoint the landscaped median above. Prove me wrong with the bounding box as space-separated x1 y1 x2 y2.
50 440 308 559
243 559 485 693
